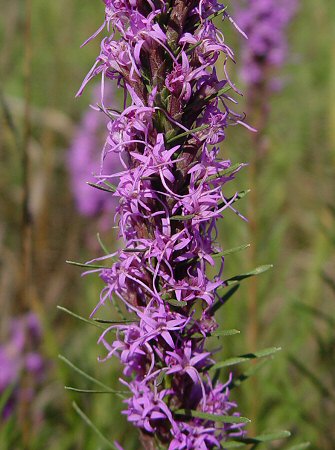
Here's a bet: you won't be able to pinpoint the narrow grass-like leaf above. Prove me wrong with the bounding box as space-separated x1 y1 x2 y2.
66 260 105 269
104 180 119 190
210 329 240 337
174 409 250 424
170 214 195 221
87 182 117 193
204 163 245 184
243 430 291 443
212 244 250 259
171 193 249 222
209 284 240 315
224 430 291 448
57 306 106 330
93 318 136 324
65 386 128 395
192 329 240 339
111 296 127 321
167 124 209 144
210 347 281 371
218 190 250 210
222 442 246 448
204 84 232 103
285 443 311 450
72 401 118 450
96 233 110 255
59 355 122 396
228 359 269 389
206 5 228 22
224 264 273 286
185 40 203 54
166 298 188 307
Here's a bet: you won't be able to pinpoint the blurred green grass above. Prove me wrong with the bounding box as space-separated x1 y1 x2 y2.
0 0 334 448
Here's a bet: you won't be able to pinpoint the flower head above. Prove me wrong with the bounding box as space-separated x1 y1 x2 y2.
235 0 298 88
78 1 247 447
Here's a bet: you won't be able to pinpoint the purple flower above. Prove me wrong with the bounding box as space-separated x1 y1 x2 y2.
77 1 248 447
121 380 179 435
234 0 298 88
0 313 44 418
68 85 122 218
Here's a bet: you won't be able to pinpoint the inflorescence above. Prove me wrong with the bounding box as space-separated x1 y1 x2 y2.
68 86 121 219
78 1 249 448
235 0 297 89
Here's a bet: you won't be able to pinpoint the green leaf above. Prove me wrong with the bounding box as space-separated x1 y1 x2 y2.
232 190 250 201
212 244 250 259
170 214 195 221
93 318 136 324
224 264 273 286
218 190 250 210
224 430 291 448
87 182 117 193
72 401 119 450
65 386 128 395
185 40 203 55
285 443 311 450
209 284 240 315
96 233 110 255
59 355 124 398
210 347 281 371
206 5 228 21
203 163 245 184
166 298 188 307
66 260 106 269
204 84 232 103
170 191 250 222
155 370 167 387
174 409 250 424
228 359 269 389
111 296 127 321
244 430 291 443
222 442 245 448
210 329 240 337
57 305 106 330
192 329 240 339
167 124 209 144
123 247 148 253
104 180 118 190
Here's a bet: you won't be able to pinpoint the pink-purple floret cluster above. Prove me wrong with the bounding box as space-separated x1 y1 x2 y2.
68 86 121 218
79 1 247 448
0 313 43 418
235 0 297 86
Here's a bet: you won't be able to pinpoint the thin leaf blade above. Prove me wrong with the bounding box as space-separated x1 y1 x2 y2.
210 347 281 371
174 409 250 424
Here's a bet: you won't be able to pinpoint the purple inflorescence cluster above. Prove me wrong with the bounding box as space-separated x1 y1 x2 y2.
68 86 121 218
0 313 44 418
235 0 297 87
79 1 248 448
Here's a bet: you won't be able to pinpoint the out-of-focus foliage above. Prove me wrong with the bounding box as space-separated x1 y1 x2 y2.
0 0 334 448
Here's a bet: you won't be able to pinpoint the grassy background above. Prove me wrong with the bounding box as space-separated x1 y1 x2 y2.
0 0 334 448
